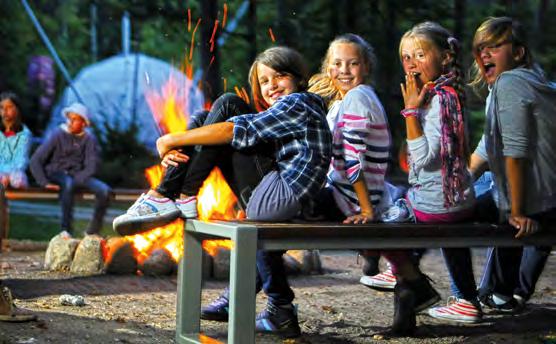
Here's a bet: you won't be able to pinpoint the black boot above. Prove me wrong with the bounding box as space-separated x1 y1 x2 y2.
391 280 416 336
407 274 440 312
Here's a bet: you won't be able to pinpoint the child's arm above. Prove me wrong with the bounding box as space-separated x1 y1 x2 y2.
344 177 374 224
506 157 538 238
469 153 488 182
400 73 428 140
156 122 234 158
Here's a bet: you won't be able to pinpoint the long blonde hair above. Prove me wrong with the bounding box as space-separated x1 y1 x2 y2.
308 34 376 108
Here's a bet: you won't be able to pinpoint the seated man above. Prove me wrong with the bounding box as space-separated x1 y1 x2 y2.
30 103 111 235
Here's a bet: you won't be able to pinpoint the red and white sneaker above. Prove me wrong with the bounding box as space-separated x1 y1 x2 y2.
359 266 396 291
428 297 482 323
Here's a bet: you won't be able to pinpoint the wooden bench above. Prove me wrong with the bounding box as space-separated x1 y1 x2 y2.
176 219 556 344
0 186 141 252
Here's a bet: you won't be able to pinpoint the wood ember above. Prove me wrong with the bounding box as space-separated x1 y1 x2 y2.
70 235 105 275
139 249 176 276
104 237 137 275
44 231 80 271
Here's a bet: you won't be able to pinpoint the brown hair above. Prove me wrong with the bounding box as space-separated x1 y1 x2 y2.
308 33 376 107
248 46 309 111
469 17 535 92
0 91 23 133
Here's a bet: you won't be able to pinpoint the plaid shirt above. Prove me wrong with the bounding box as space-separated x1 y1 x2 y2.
228 92 332 200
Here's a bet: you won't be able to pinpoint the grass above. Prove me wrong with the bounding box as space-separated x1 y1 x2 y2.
8 200 128 241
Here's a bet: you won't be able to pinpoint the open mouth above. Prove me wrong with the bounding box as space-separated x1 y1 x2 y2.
483 63 495 75
410 72 421 77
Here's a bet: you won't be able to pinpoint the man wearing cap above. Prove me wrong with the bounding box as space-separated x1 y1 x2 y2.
30 102 111 235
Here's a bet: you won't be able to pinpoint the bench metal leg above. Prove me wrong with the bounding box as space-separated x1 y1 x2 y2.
176 229 203 343
228 227 258 344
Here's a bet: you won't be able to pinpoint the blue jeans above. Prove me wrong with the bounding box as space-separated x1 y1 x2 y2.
48 172 111 235
474 172 553 300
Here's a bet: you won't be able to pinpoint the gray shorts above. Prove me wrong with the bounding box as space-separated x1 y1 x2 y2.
246 171 301 221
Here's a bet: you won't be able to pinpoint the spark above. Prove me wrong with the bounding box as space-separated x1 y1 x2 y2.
223 78 227 92
187 8 191 32
222 3 228 28
189 18 201 61
268 27 276 42
210 20 219 52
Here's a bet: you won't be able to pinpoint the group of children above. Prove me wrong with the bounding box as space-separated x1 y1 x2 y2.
117 16 551 337
111 16 556 337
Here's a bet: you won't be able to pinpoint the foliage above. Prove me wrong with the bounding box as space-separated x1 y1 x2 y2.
2 0 556 185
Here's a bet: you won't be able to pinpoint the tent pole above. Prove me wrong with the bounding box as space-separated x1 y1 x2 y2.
20 0 84 103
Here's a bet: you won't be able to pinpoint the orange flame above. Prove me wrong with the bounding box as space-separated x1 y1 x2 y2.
144 74 189 134
197 168 244 222
202 239 234 256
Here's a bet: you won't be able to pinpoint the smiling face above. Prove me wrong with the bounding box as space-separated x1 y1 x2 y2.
257 63 297 106
476 41 522 85
326 42 367 94
400 37 447 87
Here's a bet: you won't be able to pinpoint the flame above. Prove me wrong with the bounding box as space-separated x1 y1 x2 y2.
144 74 189 134
197 167 244 222
202 239 234 256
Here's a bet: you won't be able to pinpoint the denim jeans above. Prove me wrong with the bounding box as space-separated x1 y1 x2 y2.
156 93 295 306
48 172 111 235
474 172 553 300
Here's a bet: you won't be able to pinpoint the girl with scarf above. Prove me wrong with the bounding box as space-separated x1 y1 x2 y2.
389 22 477 334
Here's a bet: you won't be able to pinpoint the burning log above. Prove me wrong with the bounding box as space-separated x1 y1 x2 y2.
139 248 176 276
104 237 138 275
44 231 80 271
70 235 105 275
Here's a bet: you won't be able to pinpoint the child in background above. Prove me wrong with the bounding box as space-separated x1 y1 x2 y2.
466 17 556 313
30 103 111 236
114 46 332 338
387 21 477 334
0 92 32 189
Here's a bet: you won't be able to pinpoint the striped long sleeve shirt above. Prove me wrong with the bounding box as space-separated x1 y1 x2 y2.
326 85 391 216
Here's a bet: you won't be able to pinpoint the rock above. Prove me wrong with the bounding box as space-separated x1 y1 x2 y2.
44 232 80 271
212 246 230 280
139 249 175 276
285 250 323 274
104 237 138 275
70 235 105 275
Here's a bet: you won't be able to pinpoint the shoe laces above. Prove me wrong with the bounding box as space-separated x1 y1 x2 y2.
211 294 229 308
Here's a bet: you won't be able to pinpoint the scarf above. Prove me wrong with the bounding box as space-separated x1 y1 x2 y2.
424 73 467 208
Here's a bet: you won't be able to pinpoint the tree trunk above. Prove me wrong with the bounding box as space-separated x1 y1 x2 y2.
200 0 221 101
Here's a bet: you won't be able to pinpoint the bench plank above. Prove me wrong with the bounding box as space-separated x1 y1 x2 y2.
177 219 556 344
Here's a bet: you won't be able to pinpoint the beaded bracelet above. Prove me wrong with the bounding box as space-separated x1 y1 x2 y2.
400 108 421 118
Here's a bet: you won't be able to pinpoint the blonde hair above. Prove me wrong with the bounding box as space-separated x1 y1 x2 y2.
469 17 536 93
308 34 376 108
399 21 466 105
248 46 308 112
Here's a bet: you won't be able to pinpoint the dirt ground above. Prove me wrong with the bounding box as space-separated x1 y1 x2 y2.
1 247 555 344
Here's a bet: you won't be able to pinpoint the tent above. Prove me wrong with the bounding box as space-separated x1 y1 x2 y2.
46 53 204 151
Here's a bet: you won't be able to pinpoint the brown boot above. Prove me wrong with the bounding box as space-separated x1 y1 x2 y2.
0 286 37 322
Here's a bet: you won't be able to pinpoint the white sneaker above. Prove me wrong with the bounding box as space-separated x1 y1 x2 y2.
175 196 198 218
360 266 397 291
381 198 414 223
113 193 181 236
428 297 482 323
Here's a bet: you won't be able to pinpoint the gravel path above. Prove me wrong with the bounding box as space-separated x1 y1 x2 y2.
1 248 555 343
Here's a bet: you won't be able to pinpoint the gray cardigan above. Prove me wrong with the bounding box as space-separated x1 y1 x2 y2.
474 67 556 218
30 126 99 186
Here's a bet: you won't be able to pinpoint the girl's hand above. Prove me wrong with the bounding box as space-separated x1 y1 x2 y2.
509 215 540 238
400 73 428 109
161 150 190 168
343 212 375 224
156 135 172 158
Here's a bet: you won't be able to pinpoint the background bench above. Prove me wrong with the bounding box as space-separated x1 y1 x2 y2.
0 186 141 252
176 219 556 344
